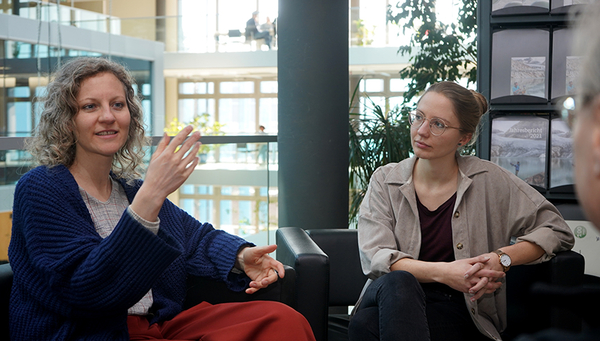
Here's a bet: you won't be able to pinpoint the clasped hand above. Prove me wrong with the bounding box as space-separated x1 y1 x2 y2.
445 254 506 302
237 245 285 294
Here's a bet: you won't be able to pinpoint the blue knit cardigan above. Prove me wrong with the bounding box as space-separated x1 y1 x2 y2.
8 165 252 340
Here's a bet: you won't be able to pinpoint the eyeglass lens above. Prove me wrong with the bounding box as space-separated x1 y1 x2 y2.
410 112 446 136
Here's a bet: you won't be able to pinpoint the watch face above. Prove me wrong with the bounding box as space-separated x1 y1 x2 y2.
500 254 511 267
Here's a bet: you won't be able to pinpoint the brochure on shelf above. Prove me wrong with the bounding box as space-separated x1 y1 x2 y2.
492 0 549 16
491 29 550 104
490 115 548 188
550 117 574 189
551 0 592 14
552 28 581 102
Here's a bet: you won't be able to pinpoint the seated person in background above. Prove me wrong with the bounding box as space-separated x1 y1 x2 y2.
515 3 600 340
348 81 574 341
245 10 272 49
8 57 315 341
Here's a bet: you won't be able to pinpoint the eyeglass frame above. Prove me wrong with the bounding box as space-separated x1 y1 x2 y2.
408 109 464 136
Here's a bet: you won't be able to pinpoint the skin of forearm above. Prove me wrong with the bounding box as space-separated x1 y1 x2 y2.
390 258 446 283
495 240 545 267
389 241 545 285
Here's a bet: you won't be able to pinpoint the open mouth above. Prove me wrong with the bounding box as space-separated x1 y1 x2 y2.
97 131 117 136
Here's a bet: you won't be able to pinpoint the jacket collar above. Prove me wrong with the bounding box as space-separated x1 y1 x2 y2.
383 152 489 186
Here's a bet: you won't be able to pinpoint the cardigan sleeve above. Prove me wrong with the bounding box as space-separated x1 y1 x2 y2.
9 168 182 317
157 199 254 292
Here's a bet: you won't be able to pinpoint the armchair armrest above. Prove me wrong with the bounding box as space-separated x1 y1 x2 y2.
184 265 296 309
276 227 329 341
504 250 585 339
0 263 12 341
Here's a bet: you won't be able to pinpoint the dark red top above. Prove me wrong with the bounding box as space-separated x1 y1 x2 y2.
416 192 457 263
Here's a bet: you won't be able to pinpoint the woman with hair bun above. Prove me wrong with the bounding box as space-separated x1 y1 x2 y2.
348 81 574 341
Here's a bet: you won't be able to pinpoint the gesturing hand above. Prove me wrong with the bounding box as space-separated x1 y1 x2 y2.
130 125 201 222
237 245 285 294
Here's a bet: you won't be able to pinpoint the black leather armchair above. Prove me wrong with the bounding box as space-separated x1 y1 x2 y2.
276 226 585 341
0 262 295 340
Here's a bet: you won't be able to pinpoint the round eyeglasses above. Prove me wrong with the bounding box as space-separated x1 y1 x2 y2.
409 110 462 136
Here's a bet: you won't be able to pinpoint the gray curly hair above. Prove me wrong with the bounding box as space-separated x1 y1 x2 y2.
573 2 600 111
26 57 148 181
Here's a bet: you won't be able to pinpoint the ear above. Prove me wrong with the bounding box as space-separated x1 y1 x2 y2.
459 133 472 147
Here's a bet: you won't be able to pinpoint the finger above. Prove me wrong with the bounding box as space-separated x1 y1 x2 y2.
152 132 170 159
181 142 201 169
177 131 201 156
469 277 489 295
255 244 277 255
472 255 491 264
464 262 484 278
167 125 194 152
470 287 487 302
275 262 285 278
477 269 506 279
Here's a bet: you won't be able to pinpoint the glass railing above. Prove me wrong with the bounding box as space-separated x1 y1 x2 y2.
0 135 279 247
4 1 407 53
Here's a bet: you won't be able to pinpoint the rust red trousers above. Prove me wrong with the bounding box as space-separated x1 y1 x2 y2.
127 300 316 341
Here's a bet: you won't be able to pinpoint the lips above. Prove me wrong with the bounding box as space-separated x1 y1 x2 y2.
414 140 430 149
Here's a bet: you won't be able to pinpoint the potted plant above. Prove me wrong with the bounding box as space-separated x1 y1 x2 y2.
164 113 225 163
348 87 412 226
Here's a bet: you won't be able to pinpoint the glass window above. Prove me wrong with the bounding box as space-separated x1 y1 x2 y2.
180 82 214 95
260 81 277 93
219 98 256 133
362 79 384 93
220 200 232 225
220 81 254 94
238 187 252 195
8 87 30 98
390 78 410 92
197 199 213 222
181 184 195 195
389 96 404 111
360 96 385 119
198 185 213 195
258 98 277 133
178 98 215 123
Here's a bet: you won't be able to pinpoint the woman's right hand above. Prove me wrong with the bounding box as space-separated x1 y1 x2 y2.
130 125 201 222
441 255 505 300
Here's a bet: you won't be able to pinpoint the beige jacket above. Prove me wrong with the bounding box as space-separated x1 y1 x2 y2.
357 155 575 340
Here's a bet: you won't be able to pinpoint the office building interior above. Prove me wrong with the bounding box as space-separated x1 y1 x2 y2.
0 1 597 340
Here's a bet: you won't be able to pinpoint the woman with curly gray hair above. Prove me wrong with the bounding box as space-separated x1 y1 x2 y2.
26 57 146 181
9 57 315 341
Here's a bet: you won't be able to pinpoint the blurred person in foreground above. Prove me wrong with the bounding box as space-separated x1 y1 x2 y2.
515 3 600 340
8 57 315 341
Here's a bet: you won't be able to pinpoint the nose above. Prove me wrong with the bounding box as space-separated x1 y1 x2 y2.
415 118 430 136
98 105 116 123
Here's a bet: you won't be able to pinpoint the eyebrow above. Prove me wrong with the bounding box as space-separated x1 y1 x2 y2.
415 109 451 124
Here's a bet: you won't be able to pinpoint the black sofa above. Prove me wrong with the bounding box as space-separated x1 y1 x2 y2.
276 226 585 341
0 262 296 340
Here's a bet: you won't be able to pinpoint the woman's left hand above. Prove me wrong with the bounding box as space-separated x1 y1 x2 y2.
238 245 285 294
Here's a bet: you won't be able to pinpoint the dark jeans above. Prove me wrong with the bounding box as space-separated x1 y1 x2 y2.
348 270 489 341
252 31 272 48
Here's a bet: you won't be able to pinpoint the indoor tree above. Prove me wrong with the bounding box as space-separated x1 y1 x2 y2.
388 0 478 103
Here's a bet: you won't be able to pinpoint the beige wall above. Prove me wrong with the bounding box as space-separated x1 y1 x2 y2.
0 211 12 261
111 0 157 41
